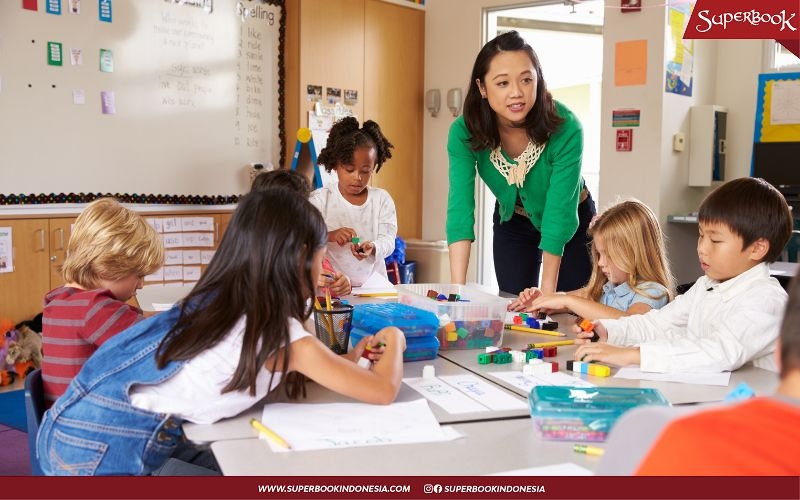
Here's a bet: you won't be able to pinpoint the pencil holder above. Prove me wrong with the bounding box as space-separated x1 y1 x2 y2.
313 303 353 355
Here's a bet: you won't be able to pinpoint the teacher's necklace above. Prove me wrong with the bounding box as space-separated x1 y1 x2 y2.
489 140 545 188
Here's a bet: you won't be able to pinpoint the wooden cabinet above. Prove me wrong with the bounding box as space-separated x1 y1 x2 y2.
0 218 72 324
0 208 234 324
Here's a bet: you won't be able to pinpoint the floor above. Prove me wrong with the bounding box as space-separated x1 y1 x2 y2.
0 424 32 476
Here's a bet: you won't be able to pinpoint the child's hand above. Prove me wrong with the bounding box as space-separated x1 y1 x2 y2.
507 287 543 311
351 240 374 260
328 272 351 297
329 227 357 246
574 343 640 366
573 321 607 343
529 292 570 314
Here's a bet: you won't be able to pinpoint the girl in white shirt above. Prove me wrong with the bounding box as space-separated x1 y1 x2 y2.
37 189 405 475
310 117 397 287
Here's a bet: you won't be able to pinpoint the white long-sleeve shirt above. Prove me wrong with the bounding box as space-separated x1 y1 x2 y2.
309 183 397 286
601 263 785 373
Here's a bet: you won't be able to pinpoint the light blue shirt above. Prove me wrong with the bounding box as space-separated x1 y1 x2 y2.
600 281 669 312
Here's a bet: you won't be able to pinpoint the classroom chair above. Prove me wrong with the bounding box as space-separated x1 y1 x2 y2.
24 368 45 476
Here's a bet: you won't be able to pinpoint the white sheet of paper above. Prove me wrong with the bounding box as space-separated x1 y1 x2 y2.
438 374 527 411
161 217 181 233
259 399 461 452
163 266 183 281
180 216 214 232
183 266 201 281
163 234 183 248
182 249 201 265
489 371 595 392
152 302 173 311
490 463 593 476
403 377 489 414
0 227 13 274
614 366 731 386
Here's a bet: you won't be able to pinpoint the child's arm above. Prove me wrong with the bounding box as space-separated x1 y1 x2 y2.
369 191 398 261
329 227 358 246
288 326 406 404
508 287 587 312
574 343 640 366
529 293 654 320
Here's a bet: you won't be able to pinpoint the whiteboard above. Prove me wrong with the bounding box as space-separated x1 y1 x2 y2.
0 0 283 198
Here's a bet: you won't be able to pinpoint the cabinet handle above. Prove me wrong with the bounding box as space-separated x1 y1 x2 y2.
214 221 219 243
35 228 45 252
50 255 57 262
54 227 65 250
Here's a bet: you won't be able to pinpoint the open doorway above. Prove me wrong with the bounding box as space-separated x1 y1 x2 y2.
476 1 604 292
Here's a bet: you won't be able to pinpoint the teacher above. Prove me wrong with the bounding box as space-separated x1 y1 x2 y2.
446 30 595 295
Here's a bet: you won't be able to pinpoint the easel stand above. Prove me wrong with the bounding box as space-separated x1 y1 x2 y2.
290 128 323 189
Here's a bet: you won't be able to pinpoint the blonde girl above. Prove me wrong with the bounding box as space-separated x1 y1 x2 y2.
509 199 674 320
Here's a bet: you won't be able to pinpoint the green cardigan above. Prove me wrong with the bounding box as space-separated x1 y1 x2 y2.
446 101 584 257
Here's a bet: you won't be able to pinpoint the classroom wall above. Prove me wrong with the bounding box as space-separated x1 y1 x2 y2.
423 0 764 285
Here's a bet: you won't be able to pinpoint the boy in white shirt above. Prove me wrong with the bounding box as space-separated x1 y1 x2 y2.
575 177 793 373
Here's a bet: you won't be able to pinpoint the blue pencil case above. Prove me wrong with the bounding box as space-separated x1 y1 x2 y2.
352 302 440 338
350 327 439 362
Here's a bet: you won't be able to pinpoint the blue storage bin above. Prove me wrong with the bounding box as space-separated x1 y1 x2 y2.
352 302 439 338
350 327 439 362
529 386 669 442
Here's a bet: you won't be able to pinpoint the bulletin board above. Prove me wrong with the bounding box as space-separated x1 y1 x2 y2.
752 72 800 143
0 0 285 202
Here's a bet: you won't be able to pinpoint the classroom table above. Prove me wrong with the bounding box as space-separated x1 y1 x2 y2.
439 313 779 405
208 416 600 476
183 355 529 445
134 283 195 313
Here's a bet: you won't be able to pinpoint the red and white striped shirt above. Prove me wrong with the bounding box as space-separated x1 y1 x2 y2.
41 286 142 405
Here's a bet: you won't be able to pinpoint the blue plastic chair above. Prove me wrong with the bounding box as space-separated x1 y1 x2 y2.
24 369 45 476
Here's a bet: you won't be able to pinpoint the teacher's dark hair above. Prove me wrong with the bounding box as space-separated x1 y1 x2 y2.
463 30 564 151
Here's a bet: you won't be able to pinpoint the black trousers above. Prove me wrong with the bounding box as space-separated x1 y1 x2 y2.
493 192 596 296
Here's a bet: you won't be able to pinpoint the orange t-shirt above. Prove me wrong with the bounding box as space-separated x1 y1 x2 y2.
636 398 800 475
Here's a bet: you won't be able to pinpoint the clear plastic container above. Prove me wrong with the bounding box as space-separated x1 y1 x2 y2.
396 283 507 350
529 386 670 442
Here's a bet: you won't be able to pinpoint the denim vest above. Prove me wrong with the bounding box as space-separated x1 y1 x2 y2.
37 306 187 475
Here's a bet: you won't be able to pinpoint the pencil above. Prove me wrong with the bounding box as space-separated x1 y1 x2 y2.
573 444 604 456
504 324 566 337
353 292 398 297
325 288 332 310
250 418 292 450
527 340 576 348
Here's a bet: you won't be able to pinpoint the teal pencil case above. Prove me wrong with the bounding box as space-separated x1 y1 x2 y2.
529 386 670 442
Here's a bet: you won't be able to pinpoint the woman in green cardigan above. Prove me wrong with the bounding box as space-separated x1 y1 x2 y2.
447 30 595 295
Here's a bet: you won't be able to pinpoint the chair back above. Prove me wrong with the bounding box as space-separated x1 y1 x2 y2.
24 369 45 476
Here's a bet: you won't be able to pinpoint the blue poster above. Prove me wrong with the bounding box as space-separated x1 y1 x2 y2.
99 0 112 22
46 0 62 15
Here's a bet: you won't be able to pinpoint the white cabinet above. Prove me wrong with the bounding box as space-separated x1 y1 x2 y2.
689 105 728 187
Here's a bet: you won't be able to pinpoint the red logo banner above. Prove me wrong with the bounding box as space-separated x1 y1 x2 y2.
683 0 800 57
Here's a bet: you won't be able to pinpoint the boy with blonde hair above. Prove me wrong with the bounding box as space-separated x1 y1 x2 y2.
42 197 164 405
575 177 792 373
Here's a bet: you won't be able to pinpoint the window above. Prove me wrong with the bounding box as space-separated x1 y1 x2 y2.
763 41 800 72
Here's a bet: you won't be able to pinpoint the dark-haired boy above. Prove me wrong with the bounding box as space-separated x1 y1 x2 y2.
575 177 792 373
633 265 800 475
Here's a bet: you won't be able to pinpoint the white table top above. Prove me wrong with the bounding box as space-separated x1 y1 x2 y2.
209 417 600 476
439 316 779 405
183 356 529 445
